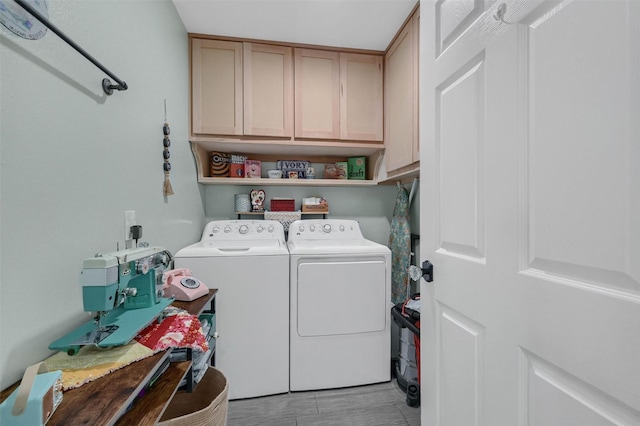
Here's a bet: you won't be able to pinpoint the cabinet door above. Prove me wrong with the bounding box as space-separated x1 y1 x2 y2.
384 16 418 172
340 53 383 141
294 49 340 139
191 39 243 135
243 43 293 137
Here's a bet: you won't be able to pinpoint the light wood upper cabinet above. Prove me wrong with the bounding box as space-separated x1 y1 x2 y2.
295 49 383 141
294 49 341 139
191 39 243 135
384 9 419 173
243 42 293 137
340 53 383 141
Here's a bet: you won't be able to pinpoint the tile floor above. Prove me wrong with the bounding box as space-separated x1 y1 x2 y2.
226 380 420 426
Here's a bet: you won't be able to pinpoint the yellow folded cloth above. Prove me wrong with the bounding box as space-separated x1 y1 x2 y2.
44 342 154 390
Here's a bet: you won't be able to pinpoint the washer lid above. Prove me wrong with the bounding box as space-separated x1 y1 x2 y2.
175 239 288 257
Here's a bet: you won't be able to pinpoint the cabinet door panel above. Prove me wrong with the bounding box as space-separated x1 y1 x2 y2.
385 17 418 172
294 49 340 139
244 43 293 137
192 39 243 135
340 53 383 141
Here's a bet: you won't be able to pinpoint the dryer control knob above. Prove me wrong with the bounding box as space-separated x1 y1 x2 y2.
267 225 274 232
339 225 345 232
212 227 220 233
310 225 315 232
322 224 332 233
299 225 305 232
239 225 249 234
224 226 232 233
257 226 264 233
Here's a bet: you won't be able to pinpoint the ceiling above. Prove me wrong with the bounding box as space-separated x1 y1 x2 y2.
171 0 418 51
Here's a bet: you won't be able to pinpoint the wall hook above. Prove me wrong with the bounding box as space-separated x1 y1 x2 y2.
493 3 514 25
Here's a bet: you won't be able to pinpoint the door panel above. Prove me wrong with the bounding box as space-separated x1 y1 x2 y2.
438 304 485 426
437 53 486 261
243 43 293 137
421 1 640 425
522 0 639 295
191 39 242 135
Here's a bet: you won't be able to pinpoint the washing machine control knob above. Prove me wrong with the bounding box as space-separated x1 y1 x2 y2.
298 225 305 232
212 226 220 233
239 225 249 234
310 225 315 232
224 226 232 233
322 224 332 233
339 225 345 232
267 225 274 232
257 225 264 233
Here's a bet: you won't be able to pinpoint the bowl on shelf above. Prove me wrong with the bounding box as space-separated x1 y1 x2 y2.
267 169 283 179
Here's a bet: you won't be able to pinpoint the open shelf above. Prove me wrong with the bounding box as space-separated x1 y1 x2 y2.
190 140 383 186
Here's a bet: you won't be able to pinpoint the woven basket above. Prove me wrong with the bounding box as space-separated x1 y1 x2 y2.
264 210 301 232
159 367 228 426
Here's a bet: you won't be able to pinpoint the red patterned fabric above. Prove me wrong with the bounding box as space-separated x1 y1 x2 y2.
135 314 208 353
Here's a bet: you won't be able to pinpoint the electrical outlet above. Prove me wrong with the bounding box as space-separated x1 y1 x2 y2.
124 211 136 240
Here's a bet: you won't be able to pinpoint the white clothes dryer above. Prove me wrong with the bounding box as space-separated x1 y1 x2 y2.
174 220 289 400
288 219 391 391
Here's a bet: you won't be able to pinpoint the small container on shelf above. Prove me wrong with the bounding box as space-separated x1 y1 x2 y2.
270 198 295 212
267 169 283 179
301 197 328 213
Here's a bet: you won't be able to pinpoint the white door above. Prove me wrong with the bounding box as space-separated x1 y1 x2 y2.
420 1 640 425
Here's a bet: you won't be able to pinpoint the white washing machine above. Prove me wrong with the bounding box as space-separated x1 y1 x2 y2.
288 219 391 391
174 220 289 400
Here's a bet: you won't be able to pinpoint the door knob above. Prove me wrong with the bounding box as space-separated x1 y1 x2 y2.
409 260 434 283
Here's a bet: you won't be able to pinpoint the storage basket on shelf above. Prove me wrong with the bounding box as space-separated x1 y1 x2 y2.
158 367 228 426
264 210 301 232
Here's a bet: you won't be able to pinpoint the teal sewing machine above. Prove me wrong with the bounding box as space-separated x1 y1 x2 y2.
49 246 175 355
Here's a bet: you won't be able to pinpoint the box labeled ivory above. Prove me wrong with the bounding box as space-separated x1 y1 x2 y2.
277 160 309 179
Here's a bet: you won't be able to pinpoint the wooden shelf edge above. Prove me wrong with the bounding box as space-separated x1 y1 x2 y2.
197 177 378 186
115 360 192 425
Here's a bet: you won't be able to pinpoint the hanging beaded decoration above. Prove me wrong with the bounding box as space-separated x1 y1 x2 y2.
163 100 174 196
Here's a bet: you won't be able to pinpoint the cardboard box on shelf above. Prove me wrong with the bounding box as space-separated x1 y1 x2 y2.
276 160 309 179
347 156 366 180
324 164 346 179
210 152 231 177
230 154 247 178
244 160 262 178
335 162 348 179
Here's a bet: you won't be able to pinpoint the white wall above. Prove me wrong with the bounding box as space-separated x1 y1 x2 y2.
0 0 204 388
203 184 400 245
